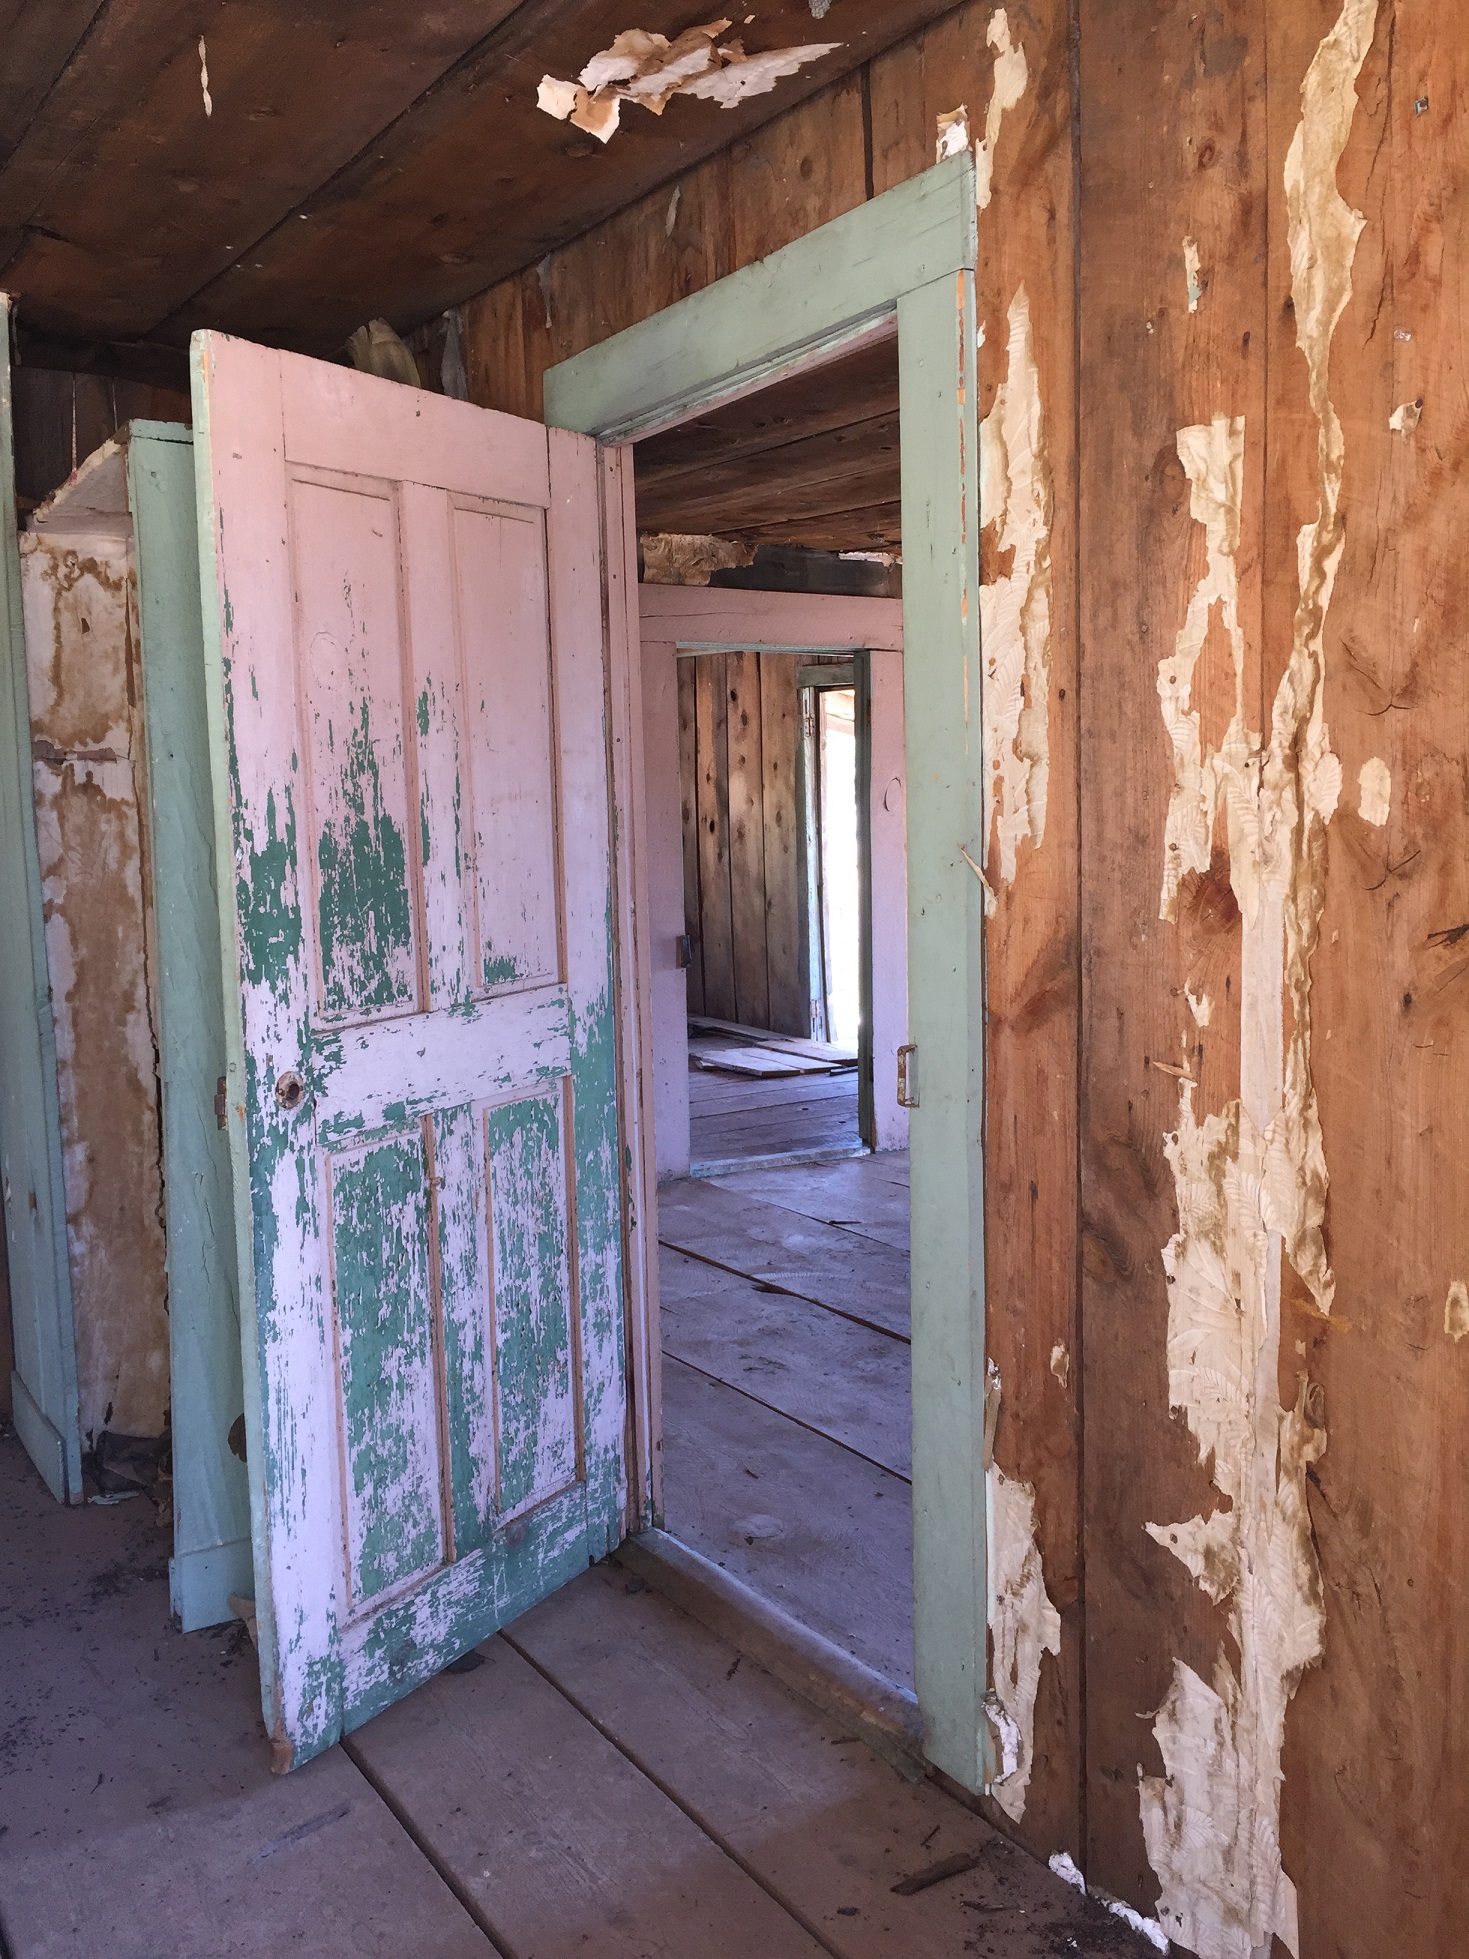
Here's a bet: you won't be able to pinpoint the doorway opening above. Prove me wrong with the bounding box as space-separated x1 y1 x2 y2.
678 648 865 1177
631 332 917 1693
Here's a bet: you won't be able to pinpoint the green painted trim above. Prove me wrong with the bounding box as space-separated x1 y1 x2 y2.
898 271 989 1792
169 1535 253 1626
541 168 991 1794
130 424 251 1632
855 652 876 1151
187 335 277 1709
544 154 977 441
0 294 82 1503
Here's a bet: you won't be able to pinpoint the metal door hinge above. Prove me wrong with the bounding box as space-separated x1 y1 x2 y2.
215 1076 228 1130
896 1043 918 1109
675 933 694 970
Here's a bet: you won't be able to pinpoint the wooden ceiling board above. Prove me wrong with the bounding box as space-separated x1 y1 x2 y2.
634 331 899 554
0 0 106 163
636 410 899 537
634 331 899 484
0 0 959 352
0 0 526 342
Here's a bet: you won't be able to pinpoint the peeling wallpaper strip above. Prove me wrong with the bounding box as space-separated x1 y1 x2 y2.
1140 5 1379 1955
983 1363 1060 1822
974 9 1028 213
980 286 1053 891
537 22 839 143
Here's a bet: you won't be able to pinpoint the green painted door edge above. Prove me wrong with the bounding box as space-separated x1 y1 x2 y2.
898 272 989 1793
0 293 82 1503
128 422 252 1630
544 152 978 441
187 334 278 1705
540 161 994 1795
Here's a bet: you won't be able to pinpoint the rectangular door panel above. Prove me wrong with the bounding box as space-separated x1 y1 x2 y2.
328 1126 444 1609
292 473 420 1025
193 333 627 1768
487 1087 578 1518
454 499 560 993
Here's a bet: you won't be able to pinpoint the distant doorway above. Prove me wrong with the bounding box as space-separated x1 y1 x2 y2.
677 647 866 1176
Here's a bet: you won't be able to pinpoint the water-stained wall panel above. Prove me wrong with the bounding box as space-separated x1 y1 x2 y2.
21 529 168 1449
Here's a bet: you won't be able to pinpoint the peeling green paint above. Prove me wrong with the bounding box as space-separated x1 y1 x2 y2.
483 952 520 988
332 1131 440 1603
488 1091 574 1515
315 698 415 1016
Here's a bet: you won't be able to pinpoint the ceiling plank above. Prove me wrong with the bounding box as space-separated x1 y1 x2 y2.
634 334 899 485
0 0 527 341
636 410 899 535
161 0 961 352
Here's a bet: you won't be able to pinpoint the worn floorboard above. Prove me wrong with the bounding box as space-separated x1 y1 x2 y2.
689 1060 861 1167
659 1178 910 1338
661 1246 911 1478
0 1433 494 1959
348 1636 827 1959
710 1156 911 1251
661 1355 914 1688
508 1565 1146 1959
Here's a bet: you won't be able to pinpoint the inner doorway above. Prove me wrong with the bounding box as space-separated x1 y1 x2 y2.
630 336 917 1692
679 649 864 1177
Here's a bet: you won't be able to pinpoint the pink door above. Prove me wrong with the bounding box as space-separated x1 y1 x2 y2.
193 334 627 1768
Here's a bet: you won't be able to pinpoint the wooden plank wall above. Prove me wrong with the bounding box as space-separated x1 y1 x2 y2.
11 370 190 513
1077 3 1469 1956
679 652 807 1038
464 0 1469 1950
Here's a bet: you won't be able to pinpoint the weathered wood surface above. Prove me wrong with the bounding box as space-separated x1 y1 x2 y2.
662 1354 915 1687
0 1435 496 1958
684 651 813 1035
193 336 625 1765
21 519 169 1447
711 1153 910 1253
660 1175 907 1336
661 1244 911 1477
350 1631 829 1959
510 1564 1149 1959
1269 10 1469 1959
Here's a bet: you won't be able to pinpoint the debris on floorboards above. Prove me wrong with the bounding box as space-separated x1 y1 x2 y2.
688 1047 862 1172
0 1423 1152 1958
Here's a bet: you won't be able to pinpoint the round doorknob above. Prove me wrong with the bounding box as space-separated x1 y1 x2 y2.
274 1069 306 1111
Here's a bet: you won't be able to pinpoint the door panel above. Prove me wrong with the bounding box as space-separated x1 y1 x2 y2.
193 332 627 1768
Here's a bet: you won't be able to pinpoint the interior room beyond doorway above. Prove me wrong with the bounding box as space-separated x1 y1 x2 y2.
631 330 915 1694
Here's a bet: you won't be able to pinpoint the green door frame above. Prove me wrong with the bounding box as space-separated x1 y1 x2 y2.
0 294 83 1503
544 152 991 1794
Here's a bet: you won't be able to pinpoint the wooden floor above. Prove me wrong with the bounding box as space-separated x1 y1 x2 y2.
0 1427 1151 1958
689 1055 861 1173
659 1152 916 1687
